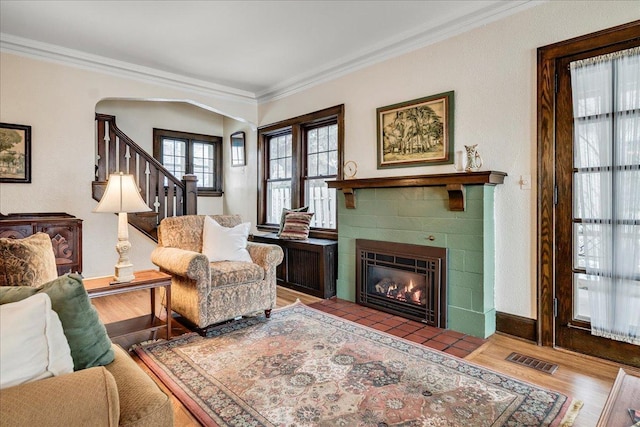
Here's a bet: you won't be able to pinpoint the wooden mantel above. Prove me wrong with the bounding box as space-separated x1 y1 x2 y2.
327 170 507 211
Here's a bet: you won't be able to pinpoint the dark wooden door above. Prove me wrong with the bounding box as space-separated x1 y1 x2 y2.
553 39 640 367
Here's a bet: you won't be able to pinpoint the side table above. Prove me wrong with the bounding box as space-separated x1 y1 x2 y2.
597 368 640 427
84 269 172 340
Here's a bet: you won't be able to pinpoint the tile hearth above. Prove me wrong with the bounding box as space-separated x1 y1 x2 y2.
308 298 486 358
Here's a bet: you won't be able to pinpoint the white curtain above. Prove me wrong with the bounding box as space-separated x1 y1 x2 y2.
570 46 640 345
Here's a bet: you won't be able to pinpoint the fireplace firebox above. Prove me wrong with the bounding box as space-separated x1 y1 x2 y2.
356 239 447 327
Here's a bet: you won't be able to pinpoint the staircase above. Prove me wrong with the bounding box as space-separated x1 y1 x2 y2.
93 114 197 241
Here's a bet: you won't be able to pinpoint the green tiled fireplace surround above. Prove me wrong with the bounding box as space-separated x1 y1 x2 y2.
336 185 496 338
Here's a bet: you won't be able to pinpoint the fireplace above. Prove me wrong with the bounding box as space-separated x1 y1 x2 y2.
356 239 447 327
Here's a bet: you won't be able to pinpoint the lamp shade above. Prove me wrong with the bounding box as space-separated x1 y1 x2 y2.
93 173 151 213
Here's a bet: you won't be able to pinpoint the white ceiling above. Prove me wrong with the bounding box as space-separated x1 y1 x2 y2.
0 1 539 102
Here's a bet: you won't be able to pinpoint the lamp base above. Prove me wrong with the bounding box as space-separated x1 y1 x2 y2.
113 262 135 284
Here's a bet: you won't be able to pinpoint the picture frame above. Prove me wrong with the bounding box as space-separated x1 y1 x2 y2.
230 131 246 167
0 122 31 183
377 91 454 169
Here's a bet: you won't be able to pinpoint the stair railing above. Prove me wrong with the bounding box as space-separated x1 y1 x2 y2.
94 113 197 240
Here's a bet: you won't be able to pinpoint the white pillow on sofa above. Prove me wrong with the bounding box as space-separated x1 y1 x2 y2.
0 293 74 389
202 216 253 263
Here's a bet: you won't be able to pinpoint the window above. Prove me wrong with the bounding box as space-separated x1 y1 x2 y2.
258 105 344 238
153 129 222 196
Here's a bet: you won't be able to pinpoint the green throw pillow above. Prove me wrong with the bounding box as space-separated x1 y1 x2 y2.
0 273 114 371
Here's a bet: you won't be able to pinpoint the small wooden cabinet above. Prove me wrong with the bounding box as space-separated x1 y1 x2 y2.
0 212 83 275
251 233 337 299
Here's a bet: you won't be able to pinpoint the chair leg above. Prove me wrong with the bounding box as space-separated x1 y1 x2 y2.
265 309 272 318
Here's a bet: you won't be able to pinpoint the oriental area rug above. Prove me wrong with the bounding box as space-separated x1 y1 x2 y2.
135 302 582 427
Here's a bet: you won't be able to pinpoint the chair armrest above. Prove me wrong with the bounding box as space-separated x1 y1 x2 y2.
247 242 284 270
0 367 119 427
151 246 210 281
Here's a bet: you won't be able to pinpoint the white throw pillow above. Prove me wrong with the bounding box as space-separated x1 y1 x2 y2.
202 216 253 263
0 293 74 389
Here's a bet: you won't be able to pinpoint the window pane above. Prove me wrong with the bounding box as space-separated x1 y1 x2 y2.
308 129 318 154
573 118 612 168
328 124 338 150
267 180 291 224
574 223 585 270
329 150 338 175
308 153 318 177
573 273 594 322
285 134 292 156
268 134 292 180
161 138 186 184
318 126 328 151
192 142 215 189
305 178 337 230
306 124 338 179
574 171 612 219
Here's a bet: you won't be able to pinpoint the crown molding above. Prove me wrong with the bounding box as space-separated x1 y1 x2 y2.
0 33 258 106
1 1 542 106
256 0 543 103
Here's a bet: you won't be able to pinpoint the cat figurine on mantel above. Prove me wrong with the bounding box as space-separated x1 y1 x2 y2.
464 144 483 172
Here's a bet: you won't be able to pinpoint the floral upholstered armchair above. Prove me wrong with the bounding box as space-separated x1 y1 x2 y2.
151 215 284 330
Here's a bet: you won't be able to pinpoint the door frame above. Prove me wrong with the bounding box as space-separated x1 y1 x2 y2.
536 21 640 347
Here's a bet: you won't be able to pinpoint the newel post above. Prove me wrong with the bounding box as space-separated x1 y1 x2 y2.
183 174 198 215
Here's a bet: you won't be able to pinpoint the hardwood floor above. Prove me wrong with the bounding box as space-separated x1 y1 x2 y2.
91 286 638 427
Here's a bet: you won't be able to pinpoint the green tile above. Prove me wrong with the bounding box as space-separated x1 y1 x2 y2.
341 215 378 228
448 286 472 310
422 218 482 235
356 199 399 216
465 251 483 273
448 249 465 271
448 234 484 251
375 187 423 200
447 306 495 338
449 270 483 292
376 216 423 231
423 187 447 200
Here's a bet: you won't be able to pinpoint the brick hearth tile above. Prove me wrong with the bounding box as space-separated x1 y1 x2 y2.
367 313 393 322
462 335 487 345
431 334 459 345
329 309 349 318
395 322 421 334
355 318 378 327
387 328 410 338
342 313 360 321
444 346 470 358
413 326 442 339
404 333 428 344
442 330 465 339
424 340 449 351
379 317 406 328
371 323 393 332
451 340 480 352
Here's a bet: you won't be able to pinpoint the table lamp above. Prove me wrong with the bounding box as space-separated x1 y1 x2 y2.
93 172 152 283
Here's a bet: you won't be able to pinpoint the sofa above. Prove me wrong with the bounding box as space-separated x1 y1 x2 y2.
151 214 284 329
0 344 174 427
0 233 174 427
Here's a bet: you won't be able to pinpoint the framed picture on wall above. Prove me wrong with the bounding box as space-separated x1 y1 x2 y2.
0 122 31 183
377 91 454 169
230 131 246 167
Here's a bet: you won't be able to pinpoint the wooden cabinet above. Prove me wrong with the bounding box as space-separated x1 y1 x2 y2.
251 233 337 299
0 213 83 275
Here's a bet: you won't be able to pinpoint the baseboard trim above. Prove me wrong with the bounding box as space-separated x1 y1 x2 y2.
496 311 537 342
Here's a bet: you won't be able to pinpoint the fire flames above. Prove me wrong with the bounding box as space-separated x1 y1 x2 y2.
373 277 425 306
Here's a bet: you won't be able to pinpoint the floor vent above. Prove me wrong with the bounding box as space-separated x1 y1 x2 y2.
505 352 558 374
